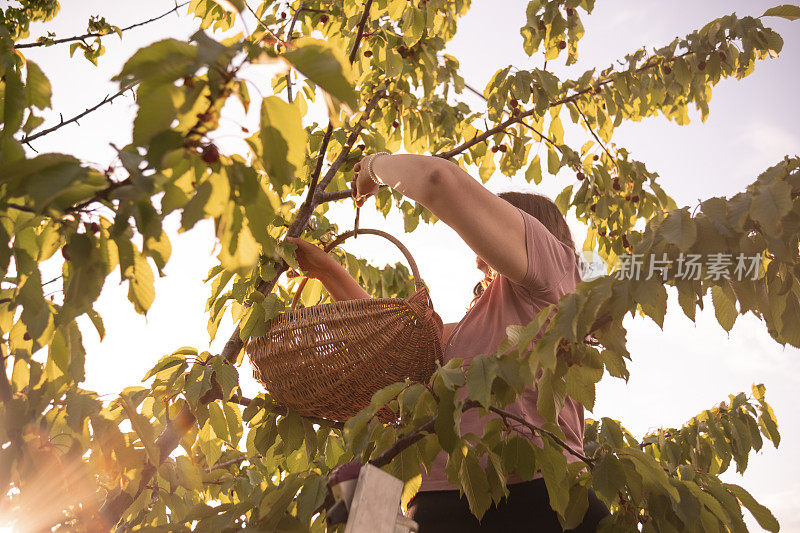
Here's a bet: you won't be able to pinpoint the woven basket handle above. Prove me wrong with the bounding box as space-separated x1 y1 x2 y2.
290 228 425 310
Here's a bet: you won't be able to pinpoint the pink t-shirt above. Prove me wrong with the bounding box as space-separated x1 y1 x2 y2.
419 207 584 492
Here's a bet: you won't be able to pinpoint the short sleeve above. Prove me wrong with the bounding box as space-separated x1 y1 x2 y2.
512 207 576 295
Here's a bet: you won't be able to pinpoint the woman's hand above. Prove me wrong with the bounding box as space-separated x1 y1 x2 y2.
351 154 382 207
285 237 338 280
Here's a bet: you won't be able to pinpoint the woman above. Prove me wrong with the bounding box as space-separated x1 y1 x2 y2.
287 153 609 531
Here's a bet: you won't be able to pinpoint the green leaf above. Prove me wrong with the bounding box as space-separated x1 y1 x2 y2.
525 154 543 184
592 453 626 504
458 449 491 519
661 209 697 251
465 355 497 409
115 39 198 86
208 401 229 442
725 483 780 532
2 68 25 137
711 285 737 332
501 435 537 480
762 4 800 20
25 60 52 110
259 96 306 191
127 252 155 314
750 179 792 233
282 38 358 111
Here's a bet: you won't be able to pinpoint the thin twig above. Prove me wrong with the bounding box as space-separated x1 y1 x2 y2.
571 102 615 164
14 2 190 49
348 0 374 64
21 83 136 144
285 2 306 103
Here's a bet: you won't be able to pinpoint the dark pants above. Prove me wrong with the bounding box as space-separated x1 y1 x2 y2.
407 479 610 532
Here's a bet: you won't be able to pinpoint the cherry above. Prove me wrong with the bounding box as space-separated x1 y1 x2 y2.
566 7 575 16
356 143 365 150
612 180 621 191
558 40 567 50
392 120 399 128
88 222 100 234
576 172 585 181
498 145 507 153
23 332 31 341
590 204 597 212
631 195 639 202
625 195 631 201
202 144 220 164
593 154 599 161
512 107 521 117
491 146 499 153
698 60 706 71
320 14 329 24
663 65 672 75
364 50 373 58
280 12 287 19
510 98 518 108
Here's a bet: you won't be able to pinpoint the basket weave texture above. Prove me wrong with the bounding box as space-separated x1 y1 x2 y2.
247 229 444 422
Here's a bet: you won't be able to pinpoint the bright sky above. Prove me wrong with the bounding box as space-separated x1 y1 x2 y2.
21 1 800 530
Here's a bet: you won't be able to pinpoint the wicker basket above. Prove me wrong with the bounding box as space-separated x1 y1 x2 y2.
246 228 444 422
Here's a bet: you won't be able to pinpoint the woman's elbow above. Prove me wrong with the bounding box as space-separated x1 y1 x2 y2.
421 158 458 206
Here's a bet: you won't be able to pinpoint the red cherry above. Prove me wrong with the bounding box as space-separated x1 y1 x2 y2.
663 65 672 75
491 146 499 153
631 195 640 202
612 180 621 191
202 144 220 164
498 145 507 153
320 14 329 24
392 120 399 128
593 154 599 161
510 98 518 108
356 144 365 150
23 332 31 341
566 7 575 16
364 50 373 58
280 12 287 19
558 40 567 50
88 222 100 234
576 172 585 181
625 195 631 201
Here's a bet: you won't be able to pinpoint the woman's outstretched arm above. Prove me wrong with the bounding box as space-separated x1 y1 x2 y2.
352 154 529 285
286 237 370 301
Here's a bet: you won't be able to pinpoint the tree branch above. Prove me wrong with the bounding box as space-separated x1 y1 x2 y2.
369 417 436 468
14 2 190 49
348 0 374 65
21 83 136 144
571 102 615 163
315 89 386 196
